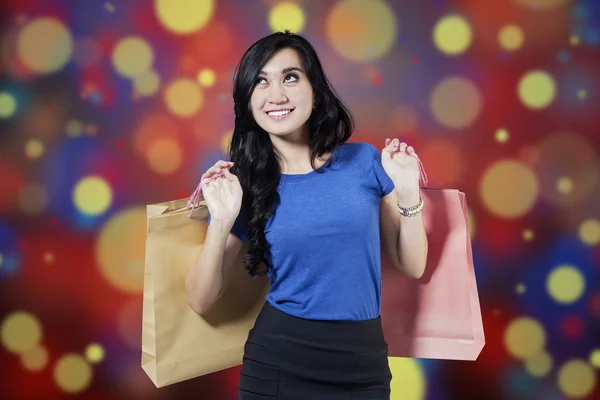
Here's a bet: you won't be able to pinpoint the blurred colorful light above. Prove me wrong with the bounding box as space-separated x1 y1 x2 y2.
17 17 73 74
154 0 215 35
556 359 596 398
111 36 154 78
504 317 546 359
433 14 472 56
518 70 556 110
164 78 203 117
53 354 93 394
326 0 397 63
430 76 482 129
269 2 306 33
0 311 42 354
546 265 585 305
480 160 539 219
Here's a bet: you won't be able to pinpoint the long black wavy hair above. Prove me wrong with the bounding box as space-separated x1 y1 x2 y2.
228 31 354 278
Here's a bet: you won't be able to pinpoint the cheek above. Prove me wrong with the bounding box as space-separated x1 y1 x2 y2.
249 95 263 115
298 86 314 107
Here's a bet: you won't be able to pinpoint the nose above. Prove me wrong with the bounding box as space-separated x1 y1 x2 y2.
267 83 288 104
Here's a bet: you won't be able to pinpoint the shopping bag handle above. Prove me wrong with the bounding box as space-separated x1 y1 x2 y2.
407 151 429 188
187 169 229 218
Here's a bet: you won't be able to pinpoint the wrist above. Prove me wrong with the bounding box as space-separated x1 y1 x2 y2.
394 186 420 207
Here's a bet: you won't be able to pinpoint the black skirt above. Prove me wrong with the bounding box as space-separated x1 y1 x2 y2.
238 301 392 400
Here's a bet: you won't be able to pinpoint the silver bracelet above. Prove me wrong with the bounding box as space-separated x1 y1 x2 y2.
396 196 424 217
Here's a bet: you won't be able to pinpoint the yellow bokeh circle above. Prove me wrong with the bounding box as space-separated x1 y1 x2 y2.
133 69 161 96
1 311 43 354
0 92 17 118
433 14 472 56
430 76 482 129
326 0 397 63
524 350 553 377
590 349 600 368
556 177 573 194
164 78 203 117
578 219 600 246
518 70 556 110
388 357 425 400
21 345 49 372
85 343 105 364
498 25 524 51
66 119 84 137
197 68 216 87
96 207 146 294
54 354 93 394
25 139 45 159
480 160 539 219
556 359 596 399
146 138 183 175
17 17 73 74
504 317 546 359
269 2 306 33
523 229 534 241
495 128 509 143
546 265 585 304
154 0 214 35
112 36 154 78
73 176 113 216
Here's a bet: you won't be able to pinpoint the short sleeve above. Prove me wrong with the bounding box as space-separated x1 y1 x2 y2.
366 143 395 198
207 203 250 244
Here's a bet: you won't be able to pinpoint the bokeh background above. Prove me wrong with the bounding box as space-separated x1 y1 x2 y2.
0 0 599 399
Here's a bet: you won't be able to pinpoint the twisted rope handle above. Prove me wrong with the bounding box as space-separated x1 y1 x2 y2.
409 151 429 188
186 170 227 218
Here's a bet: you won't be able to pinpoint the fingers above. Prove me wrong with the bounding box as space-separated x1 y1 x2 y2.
384 138 417 156
223 168 236 182
202 160 234 179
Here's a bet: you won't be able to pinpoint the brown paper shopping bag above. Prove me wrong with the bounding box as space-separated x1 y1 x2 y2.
141 198 269 387
382 188 485 361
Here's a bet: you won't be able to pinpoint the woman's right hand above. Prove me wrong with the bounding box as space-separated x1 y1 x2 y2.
201 160 243 223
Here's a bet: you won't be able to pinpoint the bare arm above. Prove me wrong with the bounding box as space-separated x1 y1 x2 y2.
380 189 428 279
185 220 244 315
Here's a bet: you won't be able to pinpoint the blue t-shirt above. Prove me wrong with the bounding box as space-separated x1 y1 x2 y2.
207 142 395 320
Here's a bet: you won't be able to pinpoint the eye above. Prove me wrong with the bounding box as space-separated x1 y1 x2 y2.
284 73 299 83
255 77 267 85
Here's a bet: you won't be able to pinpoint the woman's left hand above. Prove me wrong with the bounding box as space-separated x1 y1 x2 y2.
381 138 421 195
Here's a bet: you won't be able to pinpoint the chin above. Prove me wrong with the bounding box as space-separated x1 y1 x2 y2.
258 116 309 136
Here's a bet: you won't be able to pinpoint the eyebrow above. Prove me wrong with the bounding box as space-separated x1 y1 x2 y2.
259 67 303 75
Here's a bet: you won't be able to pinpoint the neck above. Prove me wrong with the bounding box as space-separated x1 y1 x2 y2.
269 125 316 173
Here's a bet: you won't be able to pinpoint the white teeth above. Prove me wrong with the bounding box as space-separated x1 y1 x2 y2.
268 110 291 117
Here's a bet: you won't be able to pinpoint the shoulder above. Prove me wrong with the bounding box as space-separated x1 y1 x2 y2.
340 141 378 158
342 141 375 150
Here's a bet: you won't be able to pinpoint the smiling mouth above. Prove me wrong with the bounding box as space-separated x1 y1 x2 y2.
266 109 294 119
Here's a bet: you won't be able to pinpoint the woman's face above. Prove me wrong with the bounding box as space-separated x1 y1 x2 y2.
250 48 314 137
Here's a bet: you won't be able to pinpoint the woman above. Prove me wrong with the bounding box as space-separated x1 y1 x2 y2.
185 31 428 399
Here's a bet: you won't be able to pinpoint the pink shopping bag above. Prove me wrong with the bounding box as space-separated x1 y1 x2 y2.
381 187 485 361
